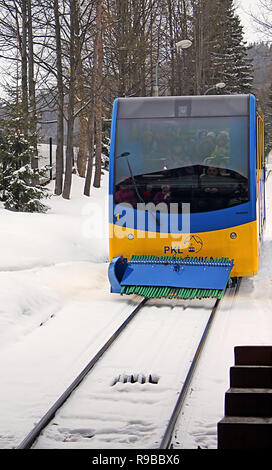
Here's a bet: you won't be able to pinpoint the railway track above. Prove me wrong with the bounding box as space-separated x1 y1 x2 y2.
16 297 147 449
16 280 240 449
160 277 241 449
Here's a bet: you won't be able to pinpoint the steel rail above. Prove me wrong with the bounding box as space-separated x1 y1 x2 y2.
16 297 147 449
159 279 241 449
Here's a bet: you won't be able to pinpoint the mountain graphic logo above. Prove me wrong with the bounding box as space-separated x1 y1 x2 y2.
183 235 203 254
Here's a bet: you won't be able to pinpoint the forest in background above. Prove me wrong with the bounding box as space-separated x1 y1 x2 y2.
0 0 270 205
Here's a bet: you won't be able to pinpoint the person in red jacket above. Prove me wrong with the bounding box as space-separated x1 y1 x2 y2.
153 184 172 206
115 183 137 207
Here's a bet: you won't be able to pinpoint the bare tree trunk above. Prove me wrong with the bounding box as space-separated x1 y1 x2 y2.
77 113 89 177
83 0 103 194
192 0 201 95
167 0 175 95
74 2 85 178
27 0 38 169
83 50 98 196
62 0 77 200
83 106 95 196
93 0 103 188
21 0 28 131
75 45 88 176
55 103 64 194
117 0 127 96
53 0 64 195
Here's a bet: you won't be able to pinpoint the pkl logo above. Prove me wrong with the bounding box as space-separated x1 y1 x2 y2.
164 246 184 255
185 235 203 253
164 235 203 255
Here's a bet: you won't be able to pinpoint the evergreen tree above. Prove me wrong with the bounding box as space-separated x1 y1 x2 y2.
209 0 254 94
258 81 272 154
0 108 50 213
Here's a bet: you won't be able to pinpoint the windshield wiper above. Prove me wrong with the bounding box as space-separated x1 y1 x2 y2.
117 152 160 227
119 152 145 205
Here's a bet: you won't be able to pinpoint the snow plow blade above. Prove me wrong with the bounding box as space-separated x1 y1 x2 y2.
108 255 234 299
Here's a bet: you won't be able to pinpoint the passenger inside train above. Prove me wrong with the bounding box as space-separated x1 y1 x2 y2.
114 115 249 213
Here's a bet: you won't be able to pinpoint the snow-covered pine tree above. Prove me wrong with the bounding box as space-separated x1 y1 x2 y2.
210 0 254 94
0 110 50 213
258 81 272 155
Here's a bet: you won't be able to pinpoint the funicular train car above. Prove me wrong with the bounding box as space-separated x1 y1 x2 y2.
108 95 265 299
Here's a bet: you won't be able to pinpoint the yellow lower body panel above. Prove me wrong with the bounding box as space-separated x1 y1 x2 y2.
109 221 259 278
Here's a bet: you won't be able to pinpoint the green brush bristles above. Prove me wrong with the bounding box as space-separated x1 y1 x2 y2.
129 255 232 265
121 285 224 299
120 255 232 299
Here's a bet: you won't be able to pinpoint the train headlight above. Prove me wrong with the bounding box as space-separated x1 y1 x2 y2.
128 233 134 240
230 232 237 239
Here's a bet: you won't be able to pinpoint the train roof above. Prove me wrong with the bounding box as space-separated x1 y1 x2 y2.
116 94 252 119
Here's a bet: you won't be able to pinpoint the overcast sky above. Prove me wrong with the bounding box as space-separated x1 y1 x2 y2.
235 0 268 43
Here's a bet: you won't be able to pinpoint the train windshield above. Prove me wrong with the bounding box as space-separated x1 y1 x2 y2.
114 116 249 213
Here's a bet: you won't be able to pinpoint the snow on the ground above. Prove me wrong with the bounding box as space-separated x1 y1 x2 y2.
175 165 272 449
0 162 272 450
0 172 130 448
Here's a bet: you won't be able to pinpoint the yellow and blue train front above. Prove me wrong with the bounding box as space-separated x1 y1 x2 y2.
108 94 263 298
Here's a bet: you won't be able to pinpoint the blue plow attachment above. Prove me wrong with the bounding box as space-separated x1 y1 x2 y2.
108 255 234 299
